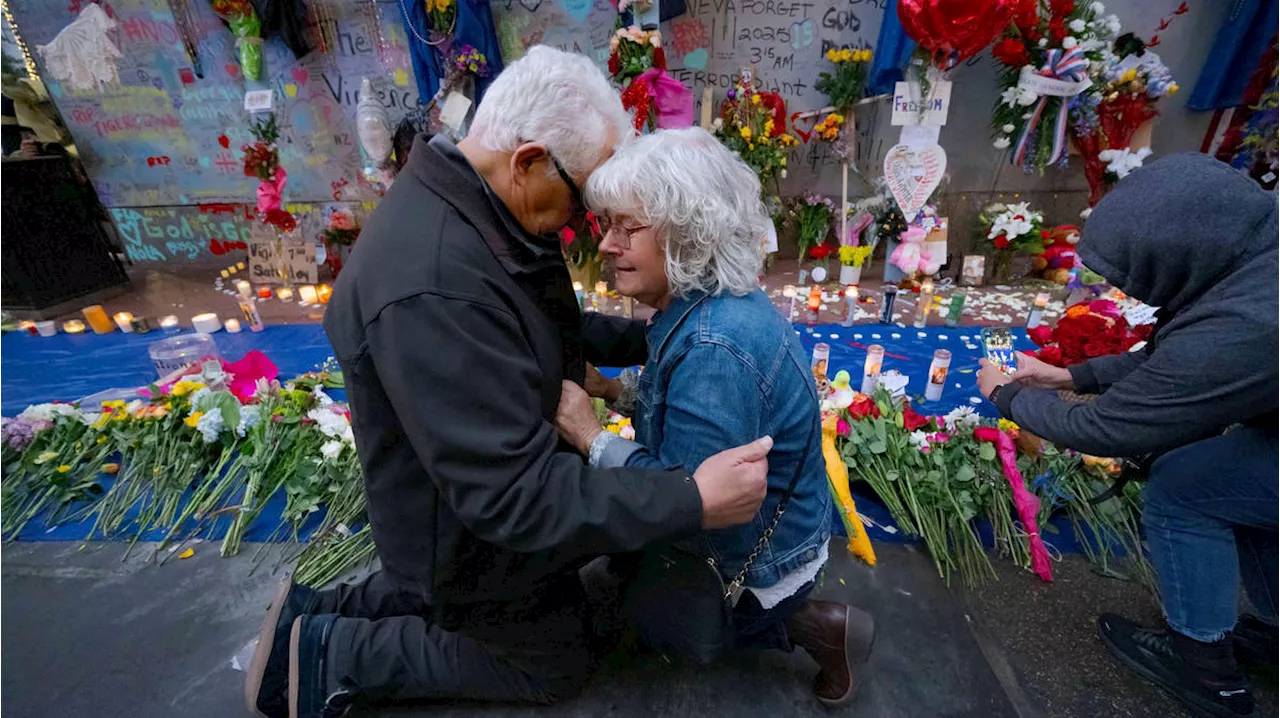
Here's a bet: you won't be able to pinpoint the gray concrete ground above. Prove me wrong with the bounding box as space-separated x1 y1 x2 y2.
2 539 1274 717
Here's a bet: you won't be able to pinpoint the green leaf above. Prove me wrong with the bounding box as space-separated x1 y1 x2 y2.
885 471 900 482
954 465 975 483
868 440 887 454
323 371 345 389
893 412 904 429
978 443 996 462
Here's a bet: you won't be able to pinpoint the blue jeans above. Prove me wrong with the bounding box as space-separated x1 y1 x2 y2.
1144 425 1279 642
733 581 815 652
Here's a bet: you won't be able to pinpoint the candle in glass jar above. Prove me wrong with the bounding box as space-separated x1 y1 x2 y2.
594 281 607 297
236 280 252 298
298 285 318 304
782 284 797 322
36 320 56 337
130 317 152 334
572 281 584 309
159 315 181 334
1027 291 1051 329
20 320 37 336
914 279 934 329
841 286 858 327
191 313 221 334
805 285 822 325
82 305 114 334
925 349 952 402
316 284 333 304
257 287 272 299
224 318 242 333
63 319 86 334
113 312 135 333
277 287 294 303
879 286 899 324
861 344 884 394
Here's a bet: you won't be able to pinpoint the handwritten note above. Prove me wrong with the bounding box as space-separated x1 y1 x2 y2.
883 144 946 222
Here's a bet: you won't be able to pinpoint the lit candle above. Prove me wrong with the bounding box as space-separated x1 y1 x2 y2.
1027 291 1051 329
236 280 252 298
191 313 221 334
298 285 318 304
925 349 952 402
316 284 333 304
257 287 273 299
841 285 858 327
594 281 607 296
113 312 134 333
227 265 238 275
781 284 797 322
159 315 181 334
130 317 152 334
914 279 934 329
236 261 246 270
220 269 230 278
35 320 56 337
20 320 37 336
805 285 822 325
224 318 242 333
277 287 294 303
861 344 885 394
63 319 86 334
82 305 114 334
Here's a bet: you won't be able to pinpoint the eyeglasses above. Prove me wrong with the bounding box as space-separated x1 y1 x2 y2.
549 153 586 216
597 215 651 250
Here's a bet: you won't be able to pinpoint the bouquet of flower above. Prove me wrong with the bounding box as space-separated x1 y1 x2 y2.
981 201 1045 253
424 0 455 35
812 112 845 142
793 193 833 262
241 115 279 182
815 48 872 112
713 72 798 195
608 26 664 85
1028 298 1151 366
210 0 263 81
838 245 873 268
1 403 109 538
453 44 488 77
322 207 360 247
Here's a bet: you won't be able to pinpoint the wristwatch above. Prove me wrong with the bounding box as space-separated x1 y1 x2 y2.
987 383 1007 408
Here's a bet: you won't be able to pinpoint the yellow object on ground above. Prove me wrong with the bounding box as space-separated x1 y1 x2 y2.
821 415 877 566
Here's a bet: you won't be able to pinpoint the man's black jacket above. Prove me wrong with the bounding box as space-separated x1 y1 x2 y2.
323 135 702 613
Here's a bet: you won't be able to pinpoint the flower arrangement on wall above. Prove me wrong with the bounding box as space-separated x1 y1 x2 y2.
210 0 263 80
712 71 798 195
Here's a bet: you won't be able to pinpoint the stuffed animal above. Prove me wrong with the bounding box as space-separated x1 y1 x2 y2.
1033 224 1081 284
890 226 937 276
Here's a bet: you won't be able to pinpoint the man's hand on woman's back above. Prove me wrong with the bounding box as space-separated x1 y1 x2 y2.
693 437 774 529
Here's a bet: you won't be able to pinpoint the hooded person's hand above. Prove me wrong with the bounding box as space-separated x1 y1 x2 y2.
978 359 1014 399
1011 352 1074 390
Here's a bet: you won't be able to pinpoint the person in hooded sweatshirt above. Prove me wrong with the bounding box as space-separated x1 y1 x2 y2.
977 153 1278 718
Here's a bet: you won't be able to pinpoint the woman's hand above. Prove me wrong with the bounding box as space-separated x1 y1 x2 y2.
583 363 622 403
977 359 1014 399
557 380 602 454
1012 352 1074 390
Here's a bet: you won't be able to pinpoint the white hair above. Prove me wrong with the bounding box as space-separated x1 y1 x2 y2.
469 46 633 178
585 127 768 298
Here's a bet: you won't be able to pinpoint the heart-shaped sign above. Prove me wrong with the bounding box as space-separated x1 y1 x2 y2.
883 143 946 223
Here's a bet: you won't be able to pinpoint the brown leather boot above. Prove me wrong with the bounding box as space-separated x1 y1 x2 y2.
785 600 875 708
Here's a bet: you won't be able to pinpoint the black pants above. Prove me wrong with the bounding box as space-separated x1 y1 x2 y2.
315 570 594 705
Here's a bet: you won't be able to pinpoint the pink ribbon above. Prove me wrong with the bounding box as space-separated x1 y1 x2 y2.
973 426 1053 582
632 67 694 129
255 167 288 216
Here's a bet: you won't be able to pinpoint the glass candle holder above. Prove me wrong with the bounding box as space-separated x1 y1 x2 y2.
113 312 135 333
82 305 114 334
861 344 884 394
159 315 181 334
63 319 86 334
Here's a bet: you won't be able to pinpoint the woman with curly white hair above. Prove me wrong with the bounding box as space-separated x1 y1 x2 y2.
555 127 875 707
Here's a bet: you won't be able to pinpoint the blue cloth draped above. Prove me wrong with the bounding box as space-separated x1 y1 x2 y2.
868 1 915 95
397 0 504 103
1188 0 1277 111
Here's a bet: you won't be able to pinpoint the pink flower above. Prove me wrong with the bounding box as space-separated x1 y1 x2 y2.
837 419 851 437
928 432 951 444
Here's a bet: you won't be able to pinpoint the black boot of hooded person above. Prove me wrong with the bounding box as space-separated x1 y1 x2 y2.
1099 613 1254 718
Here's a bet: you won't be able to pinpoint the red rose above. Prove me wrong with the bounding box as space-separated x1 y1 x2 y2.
608 51 621 76
1049 18 1067 42
994 235 1010 249
1085 334 1124 358
1028 325 1054 347
1014 0 1039 33
901 403 929 432
1131 323 1154 341
1040 229 1051 239
810 243 834 259
1049 0 1073 20
848 395 881 420
1037 345 1065 367
992 37 1030 67
653 46 667 70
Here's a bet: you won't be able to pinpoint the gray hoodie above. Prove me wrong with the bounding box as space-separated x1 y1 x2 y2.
995 153 1279 457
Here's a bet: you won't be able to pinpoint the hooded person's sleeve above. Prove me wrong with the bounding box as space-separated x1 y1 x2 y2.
366 292 703 554
581 314 648 367
1068 351 1150 394
996 325 1277 457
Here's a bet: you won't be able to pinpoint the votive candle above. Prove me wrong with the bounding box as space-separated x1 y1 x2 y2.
224 318 242 333
63 319 86 334
914 279 934 329
236 280 252 298
236 261 246 270
159 315 181 334
130 317 152 334
82 305 114 334
298 285 318 304
257 287 272 299
277 287 294 303
925 349 952 402
191 313 221 334
316 284 333 304
113 312 134 333
841 286 858 327
220 269 230 278
1027 291 1051 329
861 344 884 394
20 320 37 335
35 320 56 337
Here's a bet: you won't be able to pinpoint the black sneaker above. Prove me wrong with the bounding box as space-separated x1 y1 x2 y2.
1234 615 1278 668
1098 613 1254 717
246 577 318 717
288 614 355 718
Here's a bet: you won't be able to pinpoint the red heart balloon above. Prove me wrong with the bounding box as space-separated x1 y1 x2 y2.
897 0 1018 68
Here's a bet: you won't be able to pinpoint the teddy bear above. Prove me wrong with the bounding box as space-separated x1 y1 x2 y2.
1033 224 1081 284
889 225 942 279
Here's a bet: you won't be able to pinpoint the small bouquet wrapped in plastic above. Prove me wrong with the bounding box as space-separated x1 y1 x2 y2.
211 0 263 81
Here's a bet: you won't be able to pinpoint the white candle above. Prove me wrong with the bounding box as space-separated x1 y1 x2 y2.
236 280 252 298
277 287 294 303
861 344 884 395
298 285 318 304
224 318 242 333
191 313 221 334
782 284 797 322
113 312 134 333
35 320 56 337
914 279 935 329
1027 291 1051 329
841 285 858 327
159 315 181 333
925 349 951 402
62 319 86 334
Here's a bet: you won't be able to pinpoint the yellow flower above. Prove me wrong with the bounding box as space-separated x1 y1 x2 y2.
858 49 873 62
1167 82 1179 94
35 451 58 465
739 126 752 141
748 143 755 150
56 464 71 473
468 63 478 72
184 411 204 428
101 463 120 475
1121 68 1137 83
764 118 775 135
780 157 787 166
826 48 838 62
96 436 107 444
751 94 761 105
170 381 207 398
839 49 853 62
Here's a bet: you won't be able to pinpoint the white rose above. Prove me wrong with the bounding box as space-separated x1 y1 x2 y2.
1062 36 1078 49
1089 1 1105 13
1038 38 1048 48
1001 123 1015 133
1016 88 1039 106
1069 19 1086 33
993 137 1011 150
780 169 787 179
1000 86 1022 107
320 440 343 460
711 117 723 131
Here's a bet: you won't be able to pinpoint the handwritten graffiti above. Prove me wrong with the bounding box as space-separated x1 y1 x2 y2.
92 113 181 137
110 207 253 263
146 156 171 167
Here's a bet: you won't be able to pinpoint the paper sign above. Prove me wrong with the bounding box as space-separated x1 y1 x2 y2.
763 220 778 254
244 90 274 113
1016 66 1090 97
248 225 317 285
899 124 941 150
1124 303 1159 326
961 255 986 286
891 80 952 126
883 143 946 223
439 91 472 132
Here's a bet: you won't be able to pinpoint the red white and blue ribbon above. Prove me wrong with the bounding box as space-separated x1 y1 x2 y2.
1012 47 1090 167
